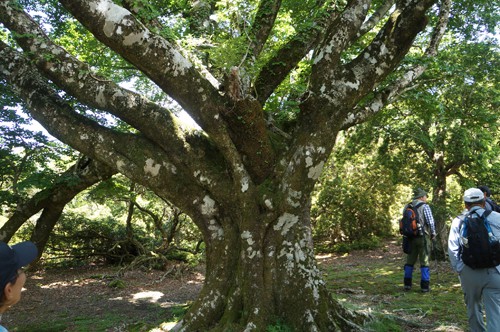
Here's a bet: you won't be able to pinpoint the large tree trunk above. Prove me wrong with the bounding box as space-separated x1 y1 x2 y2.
176 200 369 331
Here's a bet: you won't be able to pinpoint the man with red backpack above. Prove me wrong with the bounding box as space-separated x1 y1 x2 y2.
401 187 436 292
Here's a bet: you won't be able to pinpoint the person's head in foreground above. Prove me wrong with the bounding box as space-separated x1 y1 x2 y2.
463 187 486 209
0 241 38 314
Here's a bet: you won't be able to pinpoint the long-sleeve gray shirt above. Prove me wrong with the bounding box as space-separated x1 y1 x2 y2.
448 206 500 273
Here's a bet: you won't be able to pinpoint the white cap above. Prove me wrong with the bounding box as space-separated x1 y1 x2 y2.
463 188 485 203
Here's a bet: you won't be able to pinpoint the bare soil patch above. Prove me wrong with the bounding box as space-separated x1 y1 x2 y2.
4 263 204 331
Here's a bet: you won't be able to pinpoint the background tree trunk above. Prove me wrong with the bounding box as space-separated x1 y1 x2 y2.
0 157 115 257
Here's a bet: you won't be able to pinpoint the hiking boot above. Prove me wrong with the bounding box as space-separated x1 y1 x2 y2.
421 280 430 293
404 275 412 291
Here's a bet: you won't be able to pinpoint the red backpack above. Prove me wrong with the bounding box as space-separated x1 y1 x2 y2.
399 202 424 238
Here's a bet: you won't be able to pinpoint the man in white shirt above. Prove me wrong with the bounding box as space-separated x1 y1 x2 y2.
448 188 500 332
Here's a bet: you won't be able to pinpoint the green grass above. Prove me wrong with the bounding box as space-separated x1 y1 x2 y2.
12 306 185 332
321 257 468 331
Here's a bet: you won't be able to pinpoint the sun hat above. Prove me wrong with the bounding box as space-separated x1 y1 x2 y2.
0 241 38 292
413 187 427 200
463 188 486 203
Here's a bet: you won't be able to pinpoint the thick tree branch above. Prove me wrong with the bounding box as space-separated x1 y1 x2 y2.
310 0 372 88
0 157 116 246
247 0 282 63
0 4 186 159
54 0 265 194
310 0 436 116
0 3 245 199
254 8 338 105
341 0 450 129
359 0 396 36
55 0 226 136
0 44 218 220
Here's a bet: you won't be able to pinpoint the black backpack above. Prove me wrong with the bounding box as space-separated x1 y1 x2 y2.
399 202 425 238
486 197 500 213
459 210 500 269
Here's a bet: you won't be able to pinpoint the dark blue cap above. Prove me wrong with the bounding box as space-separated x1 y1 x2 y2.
0 241 38 292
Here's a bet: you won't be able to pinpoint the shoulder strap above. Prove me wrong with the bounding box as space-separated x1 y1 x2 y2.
458 211 472 234
414 201 425 209
413 202 426 225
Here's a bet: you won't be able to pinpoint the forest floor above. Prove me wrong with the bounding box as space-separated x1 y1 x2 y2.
5 239 467 331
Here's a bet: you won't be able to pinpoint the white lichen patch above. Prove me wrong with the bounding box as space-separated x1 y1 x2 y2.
247 248 261 259
305 310 315 323
91 1 130 37
123 30 149 46
194 170 212 185
371 99 383 112
112 89 125 100
201 195 216 216
244 322 257 332
364 53 378 65
286 189 302 208
80 133 89 140
163 162 177 174
208 219 224 240
307 161 325 180
116 160 125 171
305 156 313 167
241 231 254 245
274 213 299 236
344 112 356 125
279 246 295 272
345 80 360 90
264 199 273 210
144 158 161 176
95 86 106 108
170 48 193 77
294 243 307 263
379 42 389 56
241 176 249 192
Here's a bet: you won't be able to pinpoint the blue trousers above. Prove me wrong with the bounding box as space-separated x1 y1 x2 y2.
459 265 500 332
